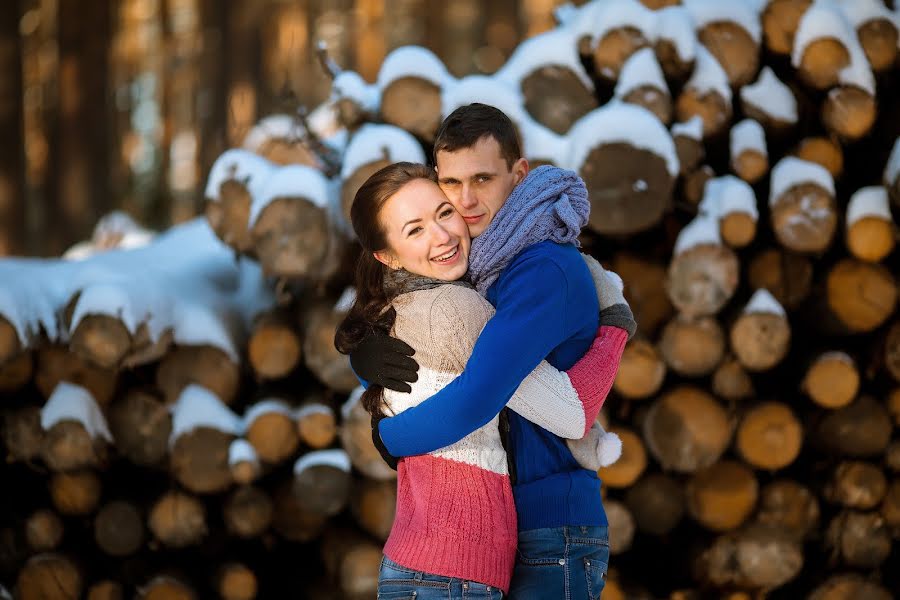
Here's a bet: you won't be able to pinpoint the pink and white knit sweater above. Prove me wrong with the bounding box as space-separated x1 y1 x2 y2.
380 284 628 593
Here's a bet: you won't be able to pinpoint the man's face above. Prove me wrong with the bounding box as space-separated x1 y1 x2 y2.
435 136 528 238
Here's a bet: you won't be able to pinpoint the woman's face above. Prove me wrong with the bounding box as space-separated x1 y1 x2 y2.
375 178 471 281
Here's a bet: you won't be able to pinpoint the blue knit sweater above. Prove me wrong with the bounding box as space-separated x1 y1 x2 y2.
378 240 606 531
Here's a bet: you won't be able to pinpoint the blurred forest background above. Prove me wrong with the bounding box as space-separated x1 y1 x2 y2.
0 0 569 257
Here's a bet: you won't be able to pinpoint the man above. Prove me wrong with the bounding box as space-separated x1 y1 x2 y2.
351 103 635 598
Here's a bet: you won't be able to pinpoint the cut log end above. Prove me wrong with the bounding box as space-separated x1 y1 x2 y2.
809 575 894 600
771 183 838 254
822 87 877 141
793 136 844 179
16 553 83 600
712 356 755 402
251 196 331 279
598 427 647 488
170 427 235 494
730 312 791 372
217 563 258 600
858 18 899 72
736 402 802 470
223 485 273 539
747 248 813 310
755 480 820 541
802 352 859 409
762 0 813 55
157 345 240 406
731 150 768 186
846 217 895 263
0 315 21 364
350 479 397 541
675 88 732 138
521 66 598 134
69 314 132 370
247 411 300 464
826 510 892 568
658 314 725 377
605 500 636 555
687 461 758 532
25 509 64 552
341 159 392 225
797 38 851 90
621 86 672 125
380 77 442 142
825 461 887 510
666 244 740 318
697 22 760 87
49 470 102 516
613 338 666 399
624 473 685 535
593 27 649 81
148 491 207 548
248 316 302 380
206 179 254 253
94 501 144 557
826 259 897 333
674 135 704 176
720 212 757 248
297 410 337 449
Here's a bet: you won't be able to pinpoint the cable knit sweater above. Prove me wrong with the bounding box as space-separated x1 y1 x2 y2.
381 284 626 593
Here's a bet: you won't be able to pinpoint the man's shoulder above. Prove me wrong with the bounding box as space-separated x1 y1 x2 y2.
503 241 587 279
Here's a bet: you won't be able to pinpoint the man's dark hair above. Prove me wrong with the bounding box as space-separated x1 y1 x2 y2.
433 103 523 170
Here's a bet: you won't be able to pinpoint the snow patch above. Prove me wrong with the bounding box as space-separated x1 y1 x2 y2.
294 448 352 474
700 175 759 220
567 102 679 177
674 213 722 254
835 0 895 29
169 384 242 448
744 288 786 316
229 439 259 467
846 186 892 225
331 71 380 113
248 164 332 227
41 382 112 442
672 116 704 140
770 157 835 206
682 0 761 42
818 350 854 365
242 399 295 430
685 45 732 104
615 47 668 99
569 0 657 48
740 67 798 123
294 403 333 420
204 149 276 203
340 123 426 180
242 115 302 153
655 6 698 62
377 46 452 91
730 119 767 159
341 386 366 420
885 137 900 185
496 27 593 89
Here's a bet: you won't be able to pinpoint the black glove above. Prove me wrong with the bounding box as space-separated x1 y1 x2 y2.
371 412 398 470
350 330 419 393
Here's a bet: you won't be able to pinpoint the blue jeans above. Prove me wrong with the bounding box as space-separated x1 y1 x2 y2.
377 556 505 599
508 526 609 600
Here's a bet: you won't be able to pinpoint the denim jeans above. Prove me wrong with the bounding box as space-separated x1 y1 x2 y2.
377 556 505 599
508 525 610 600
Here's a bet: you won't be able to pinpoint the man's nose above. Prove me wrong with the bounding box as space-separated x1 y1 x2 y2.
459 184 478 209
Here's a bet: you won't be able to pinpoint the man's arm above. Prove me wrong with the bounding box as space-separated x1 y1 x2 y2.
378 253 577 456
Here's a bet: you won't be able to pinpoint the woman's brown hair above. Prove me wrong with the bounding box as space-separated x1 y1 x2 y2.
334 161 437 415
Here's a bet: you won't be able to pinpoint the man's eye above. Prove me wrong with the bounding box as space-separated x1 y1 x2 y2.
476 176 490 184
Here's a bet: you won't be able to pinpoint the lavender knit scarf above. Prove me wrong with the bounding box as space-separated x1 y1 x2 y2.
467 165 590 295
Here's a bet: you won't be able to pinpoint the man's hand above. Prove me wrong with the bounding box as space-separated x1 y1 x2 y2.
581 253 637 339
349 330 420 393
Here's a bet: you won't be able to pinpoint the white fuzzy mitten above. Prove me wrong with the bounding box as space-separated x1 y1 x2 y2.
567 421 622 471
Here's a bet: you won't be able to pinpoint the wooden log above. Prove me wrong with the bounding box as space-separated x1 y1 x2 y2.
696 524 803 589
340 388 398 481
755 480 820 541
605 500 636 556
643 386 733 472
699 175 759 249
855 13 899 72
69 313 132 370
808 575 894 600
730 119 768 185
598 427 647 489
613 338 666 400
736 402 802 470
2 406 44 463
815 396 893 458
624 472 685 535
881 479 900 534
242 115 321 167
15 553 83 600
518 64 597 135
667 230 740 318
682 165 715 205
41 418 108 473
245 400 300 464
696 20 760 88
730 290 791 372
303 301 359 393
204 150 274 254
593 26 650 81
24 509 63 552
292 450 352 517
157 345 240 406
137 576 197 600
822 86 877 141
746 248 813 310
170 426 235 495
148 491 207 548
826 258 898 333
796 38 851 90
825 461 888 510
761 0 812 55
740 67 798 133
887 323 900 383
616 48 672 124
350 478 396 541
845 186 895 263
792 136 844 179
769 159 838 254
216 563 257 600
87 581 124 600
320 527 382 600
93 501 144 557
802 352 859 409
107 389 171 467
672 118 705 176
36 345 118 407
229 440 261 485
886 438 900 471
271 481 328 543
381 77 442 142
0 350 32 393
687 460 758 531
247 310 301 380
341 158 391 224
658 314 725 377
612 253 674 337
223 485 273 539
675 48 732 138
122 324 173 369
296 401 337 449
49 470 101 516
711 355 754 402
825 510 892 568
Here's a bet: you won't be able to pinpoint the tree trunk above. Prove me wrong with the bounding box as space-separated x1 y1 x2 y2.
0 0 25 256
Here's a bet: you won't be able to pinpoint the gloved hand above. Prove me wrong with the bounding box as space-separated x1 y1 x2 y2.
567 421 622 471
371 412 399 470
349 330 419 393
581 253 637 339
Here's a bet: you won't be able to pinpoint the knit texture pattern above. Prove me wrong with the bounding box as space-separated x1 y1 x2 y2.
381 284 619 592
467 165 590 295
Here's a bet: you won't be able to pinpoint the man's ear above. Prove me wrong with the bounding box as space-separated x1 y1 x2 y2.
512 157 529 185
373 251 398 269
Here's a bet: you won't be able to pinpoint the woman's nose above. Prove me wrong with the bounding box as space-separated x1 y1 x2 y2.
431 223 451 244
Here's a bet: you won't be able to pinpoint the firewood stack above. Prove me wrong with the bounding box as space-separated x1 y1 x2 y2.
2 0 900 597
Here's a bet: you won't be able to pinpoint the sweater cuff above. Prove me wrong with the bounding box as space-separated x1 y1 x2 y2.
600 304 637 340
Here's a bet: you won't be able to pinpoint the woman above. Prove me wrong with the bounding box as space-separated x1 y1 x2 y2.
335 163 627 599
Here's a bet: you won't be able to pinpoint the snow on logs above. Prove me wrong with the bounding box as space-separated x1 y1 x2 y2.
699 175 759 248
769 157 837 254
740 67 798 133
730 289 791 372
682 0 762 87
845 186 895 262
376 46 450 142
302 290 360 393
566 102 679 235
730 119 768 185
675 45 733 139
614 47 672 125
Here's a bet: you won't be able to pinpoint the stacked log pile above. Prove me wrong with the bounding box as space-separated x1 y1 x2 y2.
2 0 900 598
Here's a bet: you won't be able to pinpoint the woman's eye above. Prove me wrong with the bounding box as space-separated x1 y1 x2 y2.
439 208 454 218
408 227 423 236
